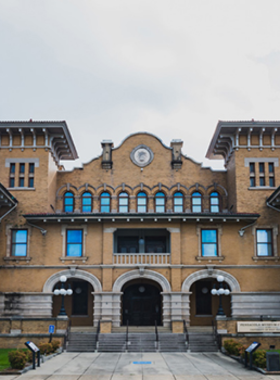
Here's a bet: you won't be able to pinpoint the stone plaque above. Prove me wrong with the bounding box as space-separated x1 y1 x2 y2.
237 321 280 333
130 145 154 167
266 352 280 371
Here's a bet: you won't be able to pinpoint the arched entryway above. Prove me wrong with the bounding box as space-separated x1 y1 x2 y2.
122 280 162 326
189 278 231 326
52 278 94 326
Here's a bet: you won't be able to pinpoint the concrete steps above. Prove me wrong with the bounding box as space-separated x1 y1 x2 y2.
188 331 218 353
67 332 97 352
159 333 187 352
127 333 157 352
98 333 126 352
112 326 171 333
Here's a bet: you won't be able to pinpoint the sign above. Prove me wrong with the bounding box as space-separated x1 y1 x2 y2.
237 321 280 333
49 325 55 334
245 342 260 353
26 341 39 353
267 352 280 371
133 361 152 364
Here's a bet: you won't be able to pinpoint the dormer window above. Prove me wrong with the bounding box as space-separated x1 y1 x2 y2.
64 192 74 212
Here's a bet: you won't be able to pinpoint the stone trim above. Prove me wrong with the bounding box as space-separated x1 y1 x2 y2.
252 224 278 258
61 224 87 258
5 224 32 260
5 158 40 167
244 157 279 167
196 224 222 258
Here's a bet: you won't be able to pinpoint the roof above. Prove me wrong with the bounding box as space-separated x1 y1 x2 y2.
0 183 18 207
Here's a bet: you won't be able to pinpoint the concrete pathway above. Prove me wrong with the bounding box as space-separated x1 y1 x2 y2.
0 352 278 380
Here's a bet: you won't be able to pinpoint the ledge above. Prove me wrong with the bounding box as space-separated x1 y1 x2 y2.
3 257 31 262
7 187 35 191
60 257 88 263
196 256 225 262
252 256 279 262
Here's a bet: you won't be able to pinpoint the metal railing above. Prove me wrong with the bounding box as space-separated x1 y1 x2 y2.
114 253 170 265
212 320 221 350
183 320 189 345
96 320 101 351
63 319 71 351
126 320 129 351
155 320 159 345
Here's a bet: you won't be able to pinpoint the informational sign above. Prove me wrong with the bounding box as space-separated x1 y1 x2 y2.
133 361 152 364
49 325 55 334
26 341 39 353
245 342 260 353
237 321 280 333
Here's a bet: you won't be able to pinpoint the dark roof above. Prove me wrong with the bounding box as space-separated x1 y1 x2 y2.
0 183 18 206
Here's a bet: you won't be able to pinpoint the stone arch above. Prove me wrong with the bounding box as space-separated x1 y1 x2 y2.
113 269 171 293
181 269 240 293
43 269 102 293
206 183 228 197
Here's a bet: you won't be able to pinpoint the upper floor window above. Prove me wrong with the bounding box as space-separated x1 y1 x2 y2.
66 229 83 256
201 229 218 257
11 229 28 256
155 192 165 212
256 229 272 256
210 192 220 212
269 163 275 187
64 192 74 212
192 192 202 212
28 163 35 188
100 192 111 213
82 192 92 212
173 192 183 212
137 192 147 212
119 192 129 213
9 163 15 188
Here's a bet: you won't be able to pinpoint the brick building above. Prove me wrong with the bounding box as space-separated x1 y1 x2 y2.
0 120 280 341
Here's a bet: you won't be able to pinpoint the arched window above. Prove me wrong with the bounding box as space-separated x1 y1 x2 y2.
119 192 129 212
192 192 202 213
100 192 111 213
137 192 147 212
174 192 184 212
64 192 74 212
82 192 92 212
155 191 165 212
210 192 220 212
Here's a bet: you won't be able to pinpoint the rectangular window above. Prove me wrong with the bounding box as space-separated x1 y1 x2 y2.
19 177 24 187
259 177 265 186
269 163 275 187
256 229 272 256
19 163 25 174
259 163 265 173
269 177 275 187
201 229 218 257
29 163 34 174
250 177 256 187
28 177 34 188
9 177 15 188
10 163 15 174
66 230 83 256
269 163 274 174
11 230 28 256
249 163 255 173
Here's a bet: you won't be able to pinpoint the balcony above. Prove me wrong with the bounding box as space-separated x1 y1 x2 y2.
113 252 170 265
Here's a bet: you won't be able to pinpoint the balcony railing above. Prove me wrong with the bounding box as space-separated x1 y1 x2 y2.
113 253 170 265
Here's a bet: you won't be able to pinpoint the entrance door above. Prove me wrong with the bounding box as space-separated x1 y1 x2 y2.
123 283 161 326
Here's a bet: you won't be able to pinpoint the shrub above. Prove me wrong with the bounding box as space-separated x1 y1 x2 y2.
253 350 267 369
24 350 33 363
38 342 52 355
8 350 27 370
50 340 60 352
224 339 243 356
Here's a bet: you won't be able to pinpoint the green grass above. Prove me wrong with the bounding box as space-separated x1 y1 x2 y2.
268 349 280 355
0 349 14 371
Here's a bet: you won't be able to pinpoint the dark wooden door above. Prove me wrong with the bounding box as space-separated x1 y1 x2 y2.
123 284 161 326
195 280 212 315
72 281 88 315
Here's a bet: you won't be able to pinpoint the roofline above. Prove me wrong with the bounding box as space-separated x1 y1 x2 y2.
0 183 18 205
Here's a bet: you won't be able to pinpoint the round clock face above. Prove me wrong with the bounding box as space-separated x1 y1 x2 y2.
130 145 154 167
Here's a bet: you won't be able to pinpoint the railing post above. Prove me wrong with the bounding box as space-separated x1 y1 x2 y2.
126 320 129 352
155 320 159 351
96 320 101 352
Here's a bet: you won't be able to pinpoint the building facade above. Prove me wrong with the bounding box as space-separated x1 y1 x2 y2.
0 120 280 334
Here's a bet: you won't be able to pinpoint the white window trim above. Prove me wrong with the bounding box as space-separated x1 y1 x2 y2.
196 224 223 258
61 224 88 259
5 225 32 261
252 224 278 258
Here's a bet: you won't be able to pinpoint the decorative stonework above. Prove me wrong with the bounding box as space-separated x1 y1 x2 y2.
130 145 154 167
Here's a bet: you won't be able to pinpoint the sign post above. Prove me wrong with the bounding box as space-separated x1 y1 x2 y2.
49 325 55 343
244 342 261 370
25 341 40 370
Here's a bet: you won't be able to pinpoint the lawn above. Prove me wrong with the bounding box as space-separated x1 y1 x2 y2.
0 349 14 370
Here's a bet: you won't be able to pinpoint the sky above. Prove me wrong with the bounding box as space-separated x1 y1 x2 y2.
1 1 280 170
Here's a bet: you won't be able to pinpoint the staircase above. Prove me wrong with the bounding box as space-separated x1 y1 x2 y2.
187 327 218 353
127 333 157 352
159 333 187 352
98 333 126 352
67 330 97 352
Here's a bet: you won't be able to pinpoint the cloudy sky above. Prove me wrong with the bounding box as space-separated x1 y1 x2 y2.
1 1 280 170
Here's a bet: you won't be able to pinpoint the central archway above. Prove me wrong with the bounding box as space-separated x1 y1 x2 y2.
122 280 162 326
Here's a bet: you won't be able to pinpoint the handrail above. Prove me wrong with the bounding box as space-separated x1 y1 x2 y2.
183 320 189 345
96 319 101 349
212 319 221 350
63 318 71 351
126 320 129 351
155 320 159 343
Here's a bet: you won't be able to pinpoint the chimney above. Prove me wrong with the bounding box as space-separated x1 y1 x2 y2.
170 139 183 169
101 140 114 169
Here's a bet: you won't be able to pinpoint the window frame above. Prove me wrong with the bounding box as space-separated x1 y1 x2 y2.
11 229 28 257
137 191 147 213
196 224 223 260
66 229 83 257
155 191 166 213
64 191 75 213
82 191 93 213
173 192 184 213
209 192 220 213
252 225 278 259
61 225 88 261
191 191 202 213
5 225 32 262
118 191 129 213
100 191 111 213
201 229 218 257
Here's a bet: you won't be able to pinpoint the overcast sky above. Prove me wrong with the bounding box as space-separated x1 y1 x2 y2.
1 1 280 170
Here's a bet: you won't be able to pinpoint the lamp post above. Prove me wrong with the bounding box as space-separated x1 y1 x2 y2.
211 275 230 316
54 275 73 316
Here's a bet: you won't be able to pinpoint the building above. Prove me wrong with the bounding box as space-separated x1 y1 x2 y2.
0 120 280 347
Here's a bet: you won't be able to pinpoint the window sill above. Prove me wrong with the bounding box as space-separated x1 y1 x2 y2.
7 187 35 191
60 257 88 263
248 186 276 190
3 257 31 262
252 256 279 262
196 256 225 262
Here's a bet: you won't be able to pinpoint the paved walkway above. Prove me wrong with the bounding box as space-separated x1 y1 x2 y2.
0 352 278 380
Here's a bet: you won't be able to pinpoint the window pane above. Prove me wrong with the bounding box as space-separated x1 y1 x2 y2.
101 192 110 197
156 198 165 205
211 198 219 205
257 244 272 256
260 177 265 186
9 178 15 187
192 198 201 205
12 230 27 243
119 205 128 212
137 205 146 212
29 163 35 173
12 244 27 256
250 177 255 187
101 205 110 213
193 205 202 212
20 163 25 173
156 192 165 197
67 230 82 243
119 192 128 198
156 206 165 212
259 163 264 173
174 198 183 205
82 205 92 212
101 197 110 205
269 163 274 173
138 198 146 205
28 178 34 187
211 205 219 212
202 244 217 257
119 198 128 205
174 205 183 212
10 164 15 174
257 230 271 243
65 205 74 212
67 244 82 257
201 230 217 243
19 178 24 187
250 163 255 173
269 177 275 187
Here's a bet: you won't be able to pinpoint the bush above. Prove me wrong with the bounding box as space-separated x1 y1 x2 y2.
25 350 33 363
224 339 243 356
38 342 52 355
253 350 267 369
8 350 27 370
50 340 60 352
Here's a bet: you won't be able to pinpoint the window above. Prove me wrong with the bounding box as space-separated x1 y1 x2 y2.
118 192 129 212
174 192 183 212
82 192 92 212
64 192 74 212
155 192 165 212
100 192 111 213
66 230 83 256
256 229 272 256
28 163 35 188
19 177 24 187
259 163 265 186
137 192 147 212
11 230 28 256
19 163 25 174
19 163 25 188
201 229 218 257
210 192 220 212
269 163 275 187
249 163 256 187
192 192 202 212
29 163 34 174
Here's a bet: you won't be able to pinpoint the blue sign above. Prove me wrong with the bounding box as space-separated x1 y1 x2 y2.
133 361 151 364
49 325 55 334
